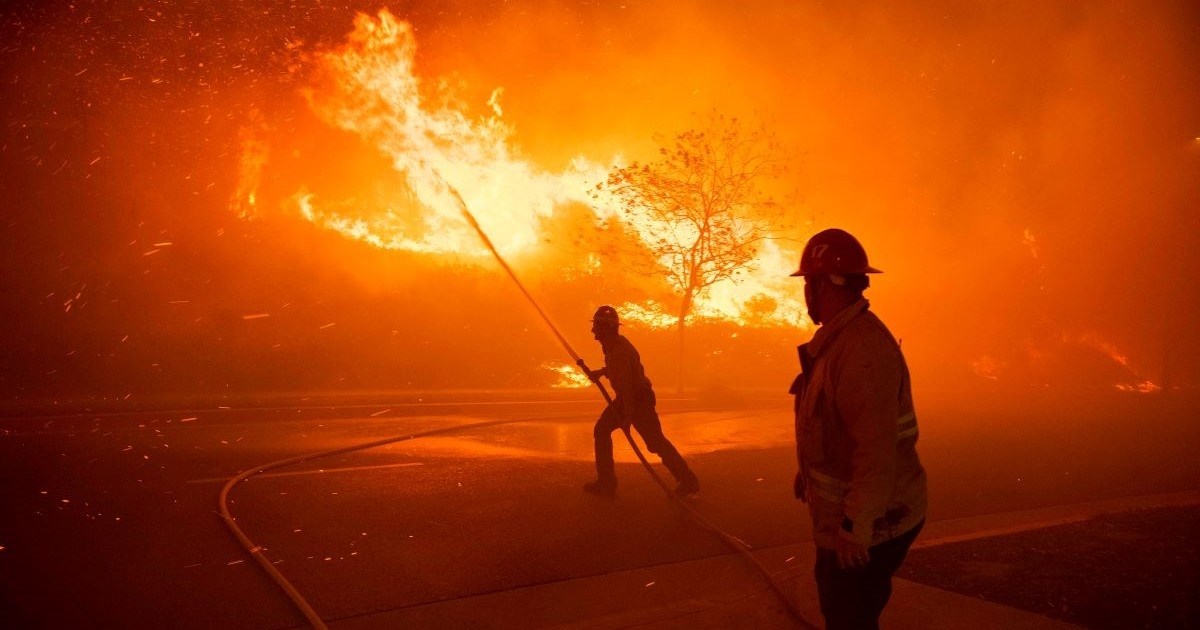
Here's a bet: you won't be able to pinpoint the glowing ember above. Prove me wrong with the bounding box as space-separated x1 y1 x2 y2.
1115 380 1161 394
970 355 1002 381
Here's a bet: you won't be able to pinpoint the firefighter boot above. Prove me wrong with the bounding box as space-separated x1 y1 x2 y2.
583 478 617 497
673 472 700 498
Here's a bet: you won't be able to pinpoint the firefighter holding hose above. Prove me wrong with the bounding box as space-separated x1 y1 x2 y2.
789 229 928 630
581 305 700 498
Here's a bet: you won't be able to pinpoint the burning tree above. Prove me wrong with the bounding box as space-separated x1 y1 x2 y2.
595 113 790 390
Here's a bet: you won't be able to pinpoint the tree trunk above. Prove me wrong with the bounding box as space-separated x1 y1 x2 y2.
676 291 693 393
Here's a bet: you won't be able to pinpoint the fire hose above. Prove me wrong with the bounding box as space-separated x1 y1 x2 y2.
446 184 817 628
218 417 522 630
217 176 818 629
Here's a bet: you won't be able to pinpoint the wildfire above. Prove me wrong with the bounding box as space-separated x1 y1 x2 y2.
1075 333 1129 367
299 10 603 257
972 333 1162 393
1073 334 1162 394
233 9 810 332
544 362 592 389
615 243 809 330
615 300 680 329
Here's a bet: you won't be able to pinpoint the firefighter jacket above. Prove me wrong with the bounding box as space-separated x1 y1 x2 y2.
601 334 654 420
790 299 927 549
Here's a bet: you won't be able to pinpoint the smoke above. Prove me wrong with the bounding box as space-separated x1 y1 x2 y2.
340 0 1200 390
1 0 1196 405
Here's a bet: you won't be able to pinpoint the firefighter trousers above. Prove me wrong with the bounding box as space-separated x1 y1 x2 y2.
592 394 693 484
814 519 924 630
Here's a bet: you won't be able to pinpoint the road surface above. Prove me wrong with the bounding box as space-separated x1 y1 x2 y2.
1 389 1196 628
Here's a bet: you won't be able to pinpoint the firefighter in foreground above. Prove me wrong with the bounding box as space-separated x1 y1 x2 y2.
789 229 928 630
581 305 700 497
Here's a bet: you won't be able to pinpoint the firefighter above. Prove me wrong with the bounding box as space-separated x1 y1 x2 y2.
581 305 700 498
789 229 928 630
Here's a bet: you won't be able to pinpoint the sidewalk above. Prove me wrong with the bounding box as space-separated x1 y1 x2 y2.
327 490 1200 629
327 537 1069 630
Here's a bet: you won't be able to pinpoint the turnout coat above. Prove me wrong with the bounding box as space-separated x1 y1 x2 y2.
791 299 928 549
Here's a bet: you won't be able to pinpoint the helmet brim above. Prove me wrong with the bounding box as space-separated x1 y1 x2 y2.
789 265 883 277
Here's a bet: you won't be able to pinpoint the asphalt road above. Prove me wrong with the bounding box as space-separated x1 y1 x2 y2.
1 389 1197 629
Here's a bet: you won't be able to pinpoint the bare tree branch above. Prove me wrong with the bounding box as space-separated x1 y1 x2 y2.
592 112 789 389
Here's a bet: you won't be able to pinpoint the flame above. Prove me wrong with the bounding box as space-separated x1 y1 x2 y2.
232 117 268 220
1073 335 1160 392
968 333 1162 393
1074 332 1129 367
615 300 680 329
694 241 809 327
234 9 812 331
544 362 592 389
613 240 809 329
590 174 810 330
1115 380 1161 394
299 10 604 257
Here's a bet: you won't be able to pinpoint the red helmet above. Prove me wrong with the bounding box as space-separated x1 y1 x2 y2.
790 228 882 277
591 305 620 326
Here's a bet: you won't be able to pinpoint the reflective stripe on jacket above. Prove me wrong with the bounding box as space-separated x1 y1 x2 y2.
791 299 927 548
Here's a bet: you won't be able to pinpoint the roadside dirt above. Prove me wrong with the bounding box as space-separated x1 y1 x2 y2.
898 503 1200 629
